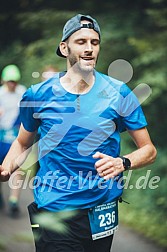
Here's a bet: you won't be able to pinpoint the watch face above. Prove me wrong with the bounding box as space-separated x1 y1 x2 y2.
120 156 131 170
124 157 131 170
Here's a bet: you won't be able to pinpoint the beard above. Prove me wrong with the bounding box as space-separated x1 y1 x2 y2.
67 46 98 74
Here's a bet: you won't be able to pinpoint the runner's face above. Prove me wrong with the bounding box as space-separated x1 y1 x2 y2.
66 21 100 73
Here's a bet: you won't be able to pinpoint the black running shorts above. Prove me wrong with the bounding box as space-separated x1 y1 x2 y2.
28 202 113 252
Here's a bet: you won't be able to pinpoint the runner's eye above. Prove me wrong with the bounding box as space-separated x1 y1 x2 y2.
76 39 85 45
91 40 100 46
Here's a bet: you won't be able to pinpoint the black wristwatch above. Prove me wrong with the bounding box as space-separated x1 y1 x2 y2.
119 156 131 171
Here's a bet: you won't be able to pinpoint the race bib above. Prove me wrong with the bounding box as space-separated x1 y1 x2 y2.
88 200 118 240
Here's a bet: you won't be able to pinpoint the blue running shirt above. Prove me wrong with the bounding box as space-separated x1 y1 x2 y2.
20 71 147 211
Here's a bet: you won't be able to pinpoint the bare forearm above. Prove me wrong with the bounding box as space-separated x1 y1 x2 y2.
0 125 36 182
93 128 157 180
2 138 31 174
125 143 157 169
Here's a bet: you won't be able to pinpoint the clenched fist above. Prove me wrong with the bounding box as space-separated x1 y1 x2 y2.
93 152 124 180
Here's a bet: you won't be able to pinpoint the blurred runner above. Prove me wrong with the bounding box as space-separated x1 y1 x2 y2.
0 64 26 217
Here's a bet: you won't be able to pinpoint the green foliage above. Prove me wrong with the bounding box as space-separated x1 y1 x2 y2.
34 210 78 233
119 203 167 248
120 136 167 248
0 236 6 251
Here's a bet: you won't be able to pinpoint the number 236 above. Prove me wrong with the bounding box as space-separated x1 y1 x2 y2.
98 211 116 227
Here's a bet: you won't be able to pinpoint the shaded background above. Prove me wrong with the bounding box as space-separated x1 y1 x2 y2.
0 0 166 249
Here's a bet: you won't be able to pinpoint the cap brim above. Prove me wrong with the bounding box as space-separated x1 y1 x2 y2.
56 46 66 58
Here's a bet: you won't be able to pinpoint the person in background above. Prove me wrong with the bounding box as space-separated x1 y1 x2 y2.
0 14 156 251
0 64 26 217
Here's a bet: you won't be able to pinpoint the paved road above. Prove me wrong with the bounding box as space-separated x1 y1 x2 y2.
0 183 166 252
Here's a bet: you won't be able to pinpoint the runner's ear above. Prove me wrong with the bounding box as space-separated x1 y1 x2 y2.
59 42 68 58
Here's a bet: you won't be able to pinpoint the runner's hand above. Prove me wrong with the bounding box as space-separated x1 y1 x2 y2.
0 165 11 182
93 152 124 180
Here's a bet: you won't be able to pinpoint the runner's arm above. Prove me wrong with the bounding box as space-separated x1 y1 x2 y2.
0 123 36 182
93 127 157 180
124 127 157 168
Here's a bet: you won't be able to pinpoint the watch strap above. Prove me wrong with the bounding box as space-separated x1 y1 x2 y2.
119 156 131 171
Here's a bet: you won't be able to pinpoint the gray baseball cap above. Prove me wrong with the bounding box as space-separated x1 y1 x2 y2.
56 14 101 58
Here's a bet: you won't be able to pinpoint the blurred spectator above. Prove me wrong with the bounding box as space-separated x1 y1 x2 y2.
0 64 26 217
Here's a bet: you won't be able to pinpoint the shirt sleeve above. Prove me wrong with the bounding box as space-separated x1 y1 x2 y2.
117 84 147 132
19 87 40 132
